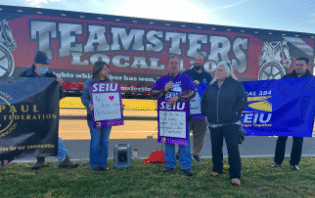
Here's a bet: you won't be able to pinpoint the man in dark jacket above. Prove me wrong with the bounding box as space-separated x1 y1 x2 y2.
272 57 314 170
181 54 212 161
19 51 78 170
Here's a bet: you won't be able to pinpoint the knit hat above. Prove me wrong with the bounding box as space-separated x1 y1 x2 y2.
34 51 50 65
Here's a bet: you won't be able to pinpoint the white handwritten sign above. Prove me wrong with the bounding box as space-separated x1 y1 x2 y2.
89 81 123 128
190 90 202 115
92 92 121 121
157 100 189 145
159 111 186 138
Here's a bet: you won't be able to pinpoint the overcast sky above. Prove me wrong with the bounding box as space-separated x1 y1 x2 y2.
1 0 315 33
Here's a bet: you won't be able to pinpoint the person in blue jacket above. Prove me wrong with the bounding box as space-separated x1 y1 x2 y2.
151 56 196 176
19 51 78 170
81 60 124 171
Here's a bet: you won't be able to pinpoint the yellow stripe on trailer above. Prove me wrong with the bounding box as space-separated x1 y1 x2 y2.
60 97 157 111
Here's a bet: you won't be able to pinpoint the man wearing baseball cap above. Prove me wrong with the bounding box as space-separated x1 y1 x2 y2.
20 51 78 170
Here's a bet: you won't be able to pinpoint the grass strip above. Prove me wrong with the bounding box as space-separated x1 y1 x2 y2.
1 157 315 198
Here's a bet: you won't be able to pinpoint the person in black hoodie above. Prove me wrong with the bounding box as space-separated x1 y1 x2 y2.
19 51 78 170
201 61 248 186
271 57 314 171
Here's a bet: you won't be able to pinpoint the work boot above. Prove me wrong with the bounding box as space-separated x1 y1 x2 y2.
182 169 194 176
59 155 79 168
162 167 175 173
271 163 281 168
32 157 45 170
193 155 201 162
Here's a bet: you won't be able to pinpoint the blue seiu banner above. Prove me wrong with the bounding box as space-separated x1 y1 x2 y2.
197 83 208 98
242 77 315 137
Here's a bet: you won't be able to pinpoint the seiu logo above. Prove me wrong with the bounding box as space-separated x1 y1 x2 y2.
171 83 182 92
243 96 272 124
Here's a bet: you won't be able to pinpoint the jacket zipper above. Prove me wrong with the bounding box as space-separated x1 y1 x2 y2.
217 86 221 123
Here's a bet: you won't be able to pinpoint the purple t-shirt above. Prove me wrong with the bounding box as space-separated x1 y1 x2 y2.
152 73 195 100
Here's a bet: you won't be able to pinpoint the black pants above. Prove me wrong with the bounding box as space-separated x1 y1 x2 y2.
274 136 303 166
209 124 241 179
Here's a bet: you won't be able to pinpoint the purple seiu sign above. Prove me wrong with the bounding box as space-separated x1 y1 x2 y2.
157 100 189 145
189 89 203 120
89 81 124 128
190 83 208 120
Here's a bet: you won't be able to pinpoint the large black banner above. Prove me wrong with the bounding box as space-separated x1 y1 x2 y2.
0 77 59 161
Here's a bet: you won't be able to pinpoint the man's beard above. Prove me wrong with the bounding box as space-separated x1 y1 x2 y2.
194 64 202 71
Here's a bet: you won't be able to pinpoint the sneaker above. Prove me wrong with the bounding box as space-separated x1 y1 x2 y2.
32 157 45 170
59 155 79 168
182 169 194 176
92 166 101 172
271 163 281 168
291 165 299 170
100 166 110 171
162 167 175 173
210 172 220 177
193 155 201 162
231 178 241 187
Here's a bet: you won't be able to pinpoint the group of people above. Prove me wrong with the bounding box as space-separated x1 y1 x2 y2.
19 51 124 172
19 51 313 187
151 55 248 186
151 55 313 187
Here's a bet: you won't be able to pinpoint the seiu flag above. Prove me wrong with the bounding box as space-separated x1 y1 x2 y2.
0 77 59 162
242 77 315 137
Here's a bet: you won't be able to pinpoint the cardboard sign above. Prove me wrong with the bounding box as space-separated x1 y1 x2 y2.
89 81 124 128
190 89 203 120
157 100 189 145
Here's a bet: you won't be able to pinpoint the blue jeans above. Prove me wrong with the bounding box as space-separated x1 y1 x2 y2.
58 138 67 162
164 135 192 170
87 120 112 167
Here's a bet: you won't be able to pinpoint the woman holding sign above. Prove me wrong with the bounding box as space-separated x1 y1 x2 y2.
201 62 248 186
81 61 119 171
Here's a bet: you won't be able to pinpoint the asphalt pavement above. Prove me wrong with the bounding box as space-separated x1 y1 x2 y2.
16 133 315 163
14 109 315 163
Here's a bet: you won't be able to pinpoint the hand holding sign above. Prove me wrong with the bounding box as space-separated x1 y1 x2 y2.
89 82 124 128
56 77 64 86
193 80 200 86
167 95 179 105
89 103 94 111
